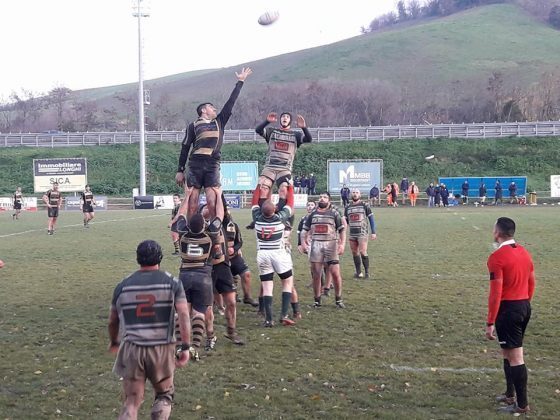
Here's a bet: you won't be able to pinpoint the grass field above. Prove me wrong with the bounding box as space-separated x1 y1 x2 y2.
0 206 559 419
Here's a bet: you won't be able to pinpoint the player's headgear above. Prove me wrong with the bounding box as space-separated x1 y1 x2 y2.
189 214 205 234
280 112 292 127
196 102 214 116
136 240 163 266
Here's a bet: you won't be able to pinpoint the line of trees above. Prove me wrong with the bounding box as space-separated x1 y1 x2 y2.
3 70 560 132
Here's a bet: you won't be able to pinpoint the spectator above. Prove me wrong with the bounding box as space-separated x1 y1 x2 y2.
479 182 487 206
308 173 317 195
495 180 503 206
434 184 441 207
462 180 469 205
408 181 419 207
400 177 409 205
508 182 518 204
340 184 350 207
369 184 380 207
440 183 450 207
390 183 398 207
385 183 393 206
294 175 301 194
301 175 309 194
426 182 435 208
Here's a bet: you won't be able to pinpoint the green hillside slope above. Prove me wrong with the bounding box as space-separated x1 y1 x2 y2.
1 136 557 196
72 4 560 110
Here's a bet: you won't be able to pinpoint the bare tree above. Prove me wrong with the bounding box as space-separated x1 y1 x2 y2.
47 86 72 130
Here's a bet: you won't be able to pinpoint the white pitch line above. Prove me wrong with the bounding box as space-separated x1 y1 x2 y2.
389 364 557 375
0 214 167 238
472 225 481 230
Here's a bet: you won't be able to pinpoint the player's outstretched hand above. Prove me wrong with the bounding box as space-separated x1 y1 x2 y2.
485 325 496 340
267 112 277 123
176 171 185 187
236 67 253 82
175 349 190 368
296 114 306 128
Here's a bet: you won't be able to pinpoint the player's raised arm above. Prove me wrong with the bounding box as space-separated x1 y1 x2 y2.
219 67 252 124
297 115 312 144
256 112 276 138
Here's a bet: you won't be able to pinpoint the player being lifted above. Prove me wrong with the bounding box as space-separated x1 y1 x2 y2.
344 189 377 278
175 68 252 231
247 111 312 229
301 192 346 308
43 182 63 235
251 182 296 327
80 184 96 228
12 186 23 220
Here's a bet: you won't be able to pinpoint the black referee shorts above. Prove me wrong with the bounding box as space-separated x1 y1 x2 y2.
47 207 59 218
495 300 531 349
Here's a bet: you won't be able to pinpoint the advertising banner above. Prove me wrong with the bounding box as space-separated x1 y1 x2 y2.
270 194 309 209
65 195 108 211
220 162 258 191
133 195 154 210
327 160 383 194
197 194 242 209
0 197 38 212
154 195 175 210
551 175 560 198
33 158 87 193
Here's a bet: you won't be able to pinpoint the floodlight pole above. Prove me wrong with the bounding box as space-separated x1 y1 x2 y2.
134 0 149 195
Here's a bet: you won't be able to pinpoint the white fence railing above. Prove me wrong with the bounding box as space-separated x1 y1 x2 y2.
2 121 559 148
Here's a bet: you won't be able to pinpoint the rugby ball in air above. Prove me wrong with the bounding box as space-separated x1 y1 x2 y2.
425 155 435 161
258 11 279 26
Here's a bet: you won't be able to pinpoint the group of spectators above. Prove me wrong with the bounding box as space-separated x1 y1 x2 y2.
359 177 522 208
293 174 317 195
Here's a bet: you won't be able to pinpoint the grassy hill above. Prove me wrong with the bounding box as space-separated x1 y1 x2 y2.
1 136 557 196
66 4 560 119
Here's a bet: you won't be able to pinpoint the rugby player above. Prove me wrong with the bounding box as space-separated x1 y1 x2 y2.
224 210 258 307
175 213 216 360
486 217 535 414
300 192 346 308
108 240 191 420
344 189 377 279
168 194 181 255
42 182 63 235
175 68 252 228
251 183 296 326
12 186 23 220
80 184 96 228
246 111 311 229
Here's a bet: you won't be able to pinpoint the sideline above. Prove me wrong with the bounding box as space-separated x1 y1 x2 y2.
0 214 167 238
389 364 556 375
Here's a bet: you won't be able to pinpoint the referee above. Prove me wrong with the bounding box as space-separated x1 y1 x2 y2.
485 217 535 414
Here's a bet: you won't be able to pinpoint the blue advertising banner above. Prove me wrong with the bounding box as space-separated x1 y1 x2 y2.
220 162 258 191
438 176 527 198
134 196 154 210
327 160 383 194
198 194 242 209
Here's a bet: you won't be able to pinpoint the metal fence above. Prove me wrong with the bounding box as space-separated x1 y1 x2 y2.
2 121 560 148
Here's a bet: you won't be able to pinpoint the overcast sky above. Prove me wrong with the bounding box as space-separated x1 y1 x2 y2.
0 0 396 100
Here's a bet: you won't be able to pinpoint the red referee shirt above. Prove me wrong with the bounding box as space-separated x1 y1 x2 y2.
486 239 535 324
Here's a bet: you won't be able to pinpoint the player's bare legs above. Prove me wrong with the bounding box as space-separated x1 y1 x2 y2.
120 378 145 420
187 188 200 220
311 262 324 306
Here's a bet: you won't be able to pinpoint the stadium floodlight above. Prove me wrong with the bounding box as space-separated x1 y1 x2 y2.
132 0 150 195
